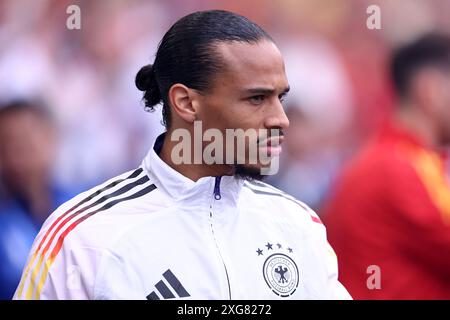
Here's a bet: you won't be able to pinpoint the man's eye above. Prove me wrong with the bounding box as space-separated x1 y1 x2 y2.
249 95 266 105
279 93 287 103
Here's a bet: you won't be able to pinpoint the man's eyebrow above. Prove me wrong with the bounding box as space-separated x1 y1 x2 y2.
244 86 290 95
281 86 290 94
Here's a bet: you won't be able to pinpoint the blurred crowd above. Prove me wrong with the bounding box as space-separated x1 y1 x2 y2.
1 0 450 300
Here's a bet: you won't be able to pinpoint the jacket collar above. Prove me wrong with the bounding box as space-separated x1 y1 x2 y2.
142 133 244 204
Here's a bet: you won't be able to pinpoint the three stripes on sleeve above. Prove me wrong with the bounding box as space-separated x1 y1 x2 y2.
16 167 156 300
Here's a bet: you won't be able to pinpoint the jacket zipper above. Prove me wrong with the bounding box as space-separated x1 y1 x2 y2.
209 176 231 299
213 176 222 200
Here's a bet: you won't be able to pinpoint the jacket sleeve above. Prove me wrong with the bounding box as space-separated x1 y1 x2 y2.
13 231 102 300
325 242 353 300
307 208 353 300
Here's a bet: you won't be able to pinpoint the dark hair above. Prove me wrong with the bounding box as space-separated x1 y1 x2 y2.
135 10 273 129
0 99 52 121
390 33 450 98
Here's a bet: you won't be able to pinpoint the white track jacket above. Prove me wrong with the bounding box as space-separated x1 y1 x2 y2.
14 134 351 300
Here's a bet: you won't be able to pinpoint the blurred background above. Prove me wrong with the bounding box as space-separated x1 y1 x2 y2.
1 0 449 300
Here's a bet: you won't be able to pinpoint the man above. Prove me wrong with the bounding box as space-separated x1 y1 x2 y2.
15 10 350 300
324 33 450 299
0 101 73 226
0 101 74 299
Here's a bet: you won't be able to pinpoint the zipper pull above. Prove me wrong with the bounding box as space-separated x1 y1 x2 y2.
213 176 222 200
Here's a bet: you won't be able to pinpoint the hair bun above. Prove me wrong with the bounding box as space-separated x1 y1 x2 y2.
135 64 155 91
135 64 162 109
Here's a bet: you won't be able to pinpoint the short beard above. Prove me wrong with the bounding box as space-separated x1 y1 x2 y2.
233 164 266 181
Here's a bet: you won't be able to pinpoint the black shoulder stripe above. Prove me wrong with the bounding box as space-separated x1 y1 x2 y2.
89 183 157 214
62 183 157 236
69 175 150 217
245 183 309 211
64 167 144 215
248 179 284 194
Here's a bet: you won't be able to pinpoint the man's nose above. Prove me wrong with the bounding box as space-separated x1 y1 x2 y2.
264 99 290 130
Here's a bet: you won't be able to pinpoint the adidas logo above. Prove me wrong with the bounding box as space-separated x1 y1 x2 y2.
146 269 190 300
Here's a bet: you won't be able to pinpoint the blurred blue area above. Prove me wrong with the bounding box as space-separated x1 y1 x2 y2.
0 209 37 300
0 186 75 300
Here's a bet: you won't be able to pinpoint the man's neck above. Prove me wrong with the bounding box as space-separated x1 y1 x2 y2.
393 102 439 149
159 131 234 182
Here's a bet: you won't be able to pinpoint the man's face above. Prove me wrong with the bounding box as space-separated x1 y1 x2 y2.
195 40 290 177
0 110 56 191
436 71 450 145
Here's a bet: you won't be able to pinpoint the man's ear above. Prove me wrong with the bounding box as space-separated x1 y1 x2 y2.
168 83 197 123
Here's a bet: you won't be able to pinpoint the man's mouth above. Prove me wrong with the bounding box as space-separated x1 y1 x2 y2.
258 136 284 157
